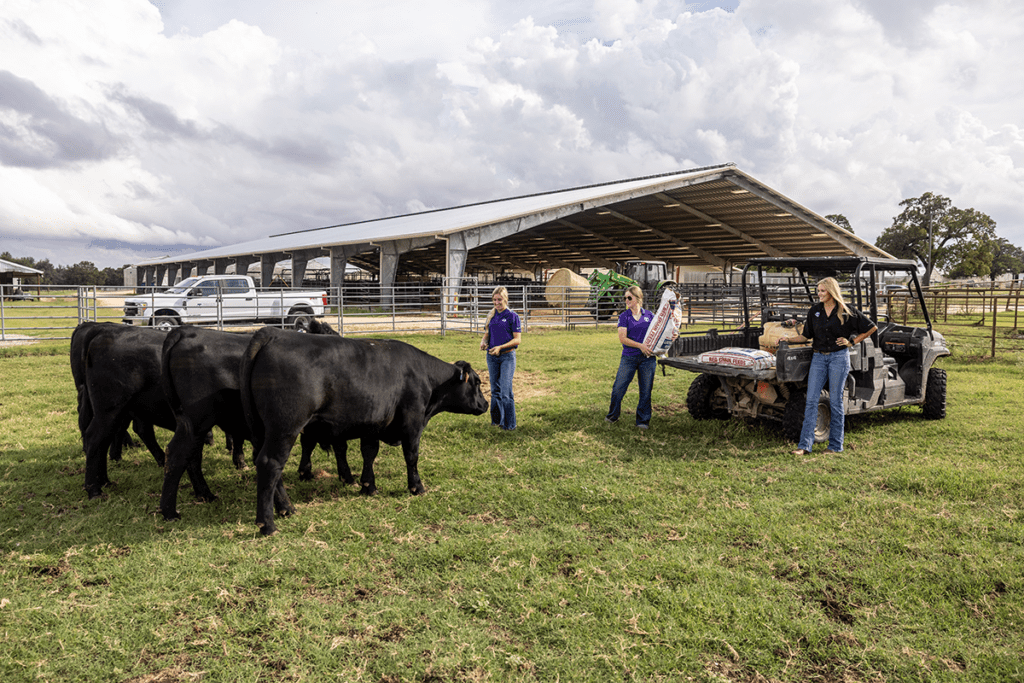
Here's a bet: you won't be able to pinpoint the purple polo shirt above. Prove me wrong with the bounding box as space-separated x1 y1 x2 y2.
488 308 521 349
618 308 653 357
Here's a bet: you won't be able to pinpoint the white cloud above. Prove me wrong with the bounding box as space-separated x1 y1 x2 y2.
0 0 1022 269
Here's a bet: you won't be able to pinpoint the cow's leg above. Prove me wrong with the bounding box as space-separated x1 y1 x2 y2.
358 438 381 495
297 432 316 481
401 434 425 495
108 421 131 461
159 429 193 520
82 413 118 498
133 419 165 467
183 438 217 503
333 438 354 485
254 434 295 536
227 431 246 469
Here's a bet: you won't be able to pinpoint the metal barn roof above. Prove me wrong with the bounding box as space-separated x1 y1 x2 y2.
136 163 891 280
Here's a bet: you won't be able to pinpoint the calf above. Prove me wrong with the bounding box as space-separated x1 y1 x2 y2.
78 325 179 497
70 322 163 462
240 327 488 535
159 320 339 520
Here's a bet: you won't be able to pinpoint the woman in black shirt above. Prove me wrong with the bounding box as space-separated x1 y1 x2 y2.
787 277 877 455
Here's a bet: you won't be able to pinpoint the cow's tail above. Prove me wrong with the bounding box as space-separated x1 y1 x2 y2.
239 326 277 446
159 327 189 414
160 327 196 444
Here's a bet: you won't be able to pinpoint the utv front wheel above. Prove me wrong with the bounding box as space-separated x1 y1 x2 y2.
922 367 947 419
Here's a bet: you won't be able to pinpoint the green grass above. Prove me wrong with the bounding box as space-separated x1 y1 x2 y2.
1 328 1022 682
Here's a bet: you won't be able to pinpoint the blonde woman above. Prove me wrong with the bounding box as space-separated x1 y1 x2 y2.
606 285 659 430
479 286 521 430
787 277 877 454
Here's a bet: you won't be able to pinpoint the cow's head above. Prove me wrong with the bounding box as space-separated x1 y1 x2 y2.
447 360 488 416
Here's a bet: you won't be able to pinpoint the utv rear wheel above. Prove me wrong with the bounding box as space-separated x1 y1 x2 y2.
813 393 832 444
922 367 947 419
686 373 729 420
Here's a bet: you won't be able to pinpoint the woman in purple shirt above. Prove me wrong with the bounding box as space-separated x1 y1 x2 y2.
606 285 658 430
479 286 522 431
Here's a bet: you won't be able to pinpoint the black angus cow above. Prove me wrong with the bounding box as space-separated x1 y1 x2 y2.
158 320 339 520
240 326 488 535
78 324 180 497
70 322 165 463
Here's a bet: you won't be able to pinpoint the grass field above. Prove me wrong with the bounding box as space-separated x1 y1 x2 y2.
1 327 1022 682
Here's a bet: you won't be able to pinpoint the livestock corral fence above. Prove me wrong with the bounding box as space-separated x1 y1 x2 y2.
3 281 1024 357
0 280 747 341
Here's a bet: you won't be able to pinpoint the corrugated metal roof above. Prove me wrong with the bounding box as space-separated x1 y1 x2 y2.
136 163 892 277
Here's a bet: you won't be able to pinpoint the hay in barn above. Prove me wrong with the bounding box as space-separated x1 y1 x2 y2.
545 268 590 308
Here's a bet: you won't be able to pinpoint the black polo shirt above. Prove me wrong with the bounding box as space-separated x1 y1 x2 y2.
801 302 876 353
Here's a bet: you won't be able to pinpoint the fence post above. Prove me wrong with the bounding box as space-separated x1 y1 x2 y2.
990 294 998 358
335 284 344 336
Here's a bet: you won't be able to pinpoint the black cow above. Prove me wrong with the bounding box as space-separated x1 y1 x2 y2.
70 322 164 463
158 320 339 520
78 324 180 497
240 326 488 535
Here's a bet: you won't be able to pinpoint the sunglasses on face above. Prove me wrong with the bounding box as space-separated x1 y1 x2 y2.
624 295 634 301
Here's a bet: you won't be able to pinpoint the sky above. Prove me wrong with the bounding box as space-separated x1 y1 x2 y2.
2 0 1022 270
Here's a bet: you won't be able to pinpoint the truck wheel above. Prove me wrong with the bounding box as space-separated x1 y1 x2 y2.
686 373 729 420
922 367 947 419
152 316 180 332
782 392 806 442
290 313 313 332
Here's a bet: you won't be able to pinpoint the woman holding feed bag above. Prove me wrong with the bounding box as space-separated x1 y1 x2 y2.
787 277 877 455
606 285 678 430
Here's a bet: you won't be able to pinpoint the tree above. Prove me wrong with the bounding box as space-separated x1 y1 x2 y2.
825 214 853 233
875 193 996 287
989 238 1024 282
54 261 104 286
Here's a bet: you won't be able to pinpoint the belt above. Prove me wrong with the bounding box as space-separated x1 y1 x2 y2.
814 348 846 355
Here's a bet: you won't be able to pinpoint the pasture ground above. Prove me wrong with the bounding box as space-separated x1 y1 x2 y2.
0 327 1022 682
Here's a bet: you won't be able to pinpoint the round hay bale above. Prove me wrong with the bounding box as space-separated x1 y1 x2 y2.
545 269 590 308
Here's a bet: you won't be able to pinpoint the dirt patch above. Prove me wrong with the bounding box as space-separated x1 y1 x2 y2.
0 334 37 348
477 369 552 401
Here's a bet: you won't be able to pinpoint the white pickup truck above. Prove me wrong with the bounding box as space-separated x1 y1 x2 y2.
122 275 327 331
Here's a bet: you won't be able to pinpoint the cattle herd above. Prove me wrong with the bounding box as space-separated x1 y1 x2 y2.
70 321 488 535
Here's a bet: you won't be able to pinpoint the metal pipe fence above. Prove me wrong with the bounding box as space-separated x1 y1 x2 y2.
4 282 1023 357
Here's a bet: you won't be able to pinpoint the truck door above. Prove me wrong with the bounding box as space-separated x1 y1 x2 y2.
220 278 257 321
186 279 219 322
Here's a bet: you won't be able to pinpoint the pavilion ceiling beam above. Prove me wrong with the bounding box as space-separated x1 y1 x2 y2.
654 192 787 258
723 176 870 256
557 219 664 264
579 211 727 269
528 234 617 270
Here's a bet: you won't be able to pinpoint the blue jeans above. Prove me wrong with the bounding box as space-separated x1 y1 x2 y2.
607 354 657 426
799 349 850 452
486 350 516 430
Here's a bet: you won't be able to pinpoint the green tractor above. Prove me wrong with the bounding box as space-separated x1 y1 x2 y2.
587 260 676 320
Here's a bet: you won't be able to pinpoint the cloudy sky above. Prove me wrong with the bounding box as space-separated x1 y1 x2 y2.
2 0 1022 269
